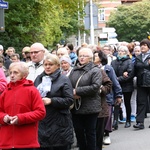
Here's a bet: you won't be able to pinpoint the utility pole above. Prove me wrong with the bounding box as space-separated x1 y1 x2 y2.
90 0 94 45
78 2 81 47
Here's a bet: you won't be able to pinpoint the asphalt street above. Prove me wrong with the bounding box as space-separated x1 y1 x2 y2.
71 114 150 150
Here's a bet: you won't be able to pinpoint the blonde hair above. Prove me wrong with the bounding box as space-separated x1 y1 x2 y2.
9 62 29 77
44 54 60 66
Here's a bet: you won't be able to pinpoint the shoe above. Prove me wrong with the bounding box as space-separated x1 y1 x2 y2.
133 123 144 129
112 120 118 130
131 115 136 122
124 121 131 128
119 118 126 124
103 136 111 145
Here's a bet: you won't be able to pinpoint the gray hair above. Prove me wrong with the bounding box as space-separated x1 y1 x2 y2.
9 62 29 77
79 47 93 61
118 46 129 54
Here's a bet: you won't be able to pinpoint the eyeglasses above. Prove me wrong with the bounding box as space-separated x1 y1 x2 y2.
118 50 126 52
78 55 89 58
103 49 110 51
30 50 42 55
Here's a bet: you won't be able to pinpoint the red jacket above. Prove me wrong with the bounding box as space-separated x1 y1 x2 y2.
0 78 46 149
0 68 7 94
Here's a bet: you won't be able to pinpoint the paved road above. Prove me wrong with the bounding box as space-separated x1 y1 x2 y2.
71 114 150 150
103 114 150 150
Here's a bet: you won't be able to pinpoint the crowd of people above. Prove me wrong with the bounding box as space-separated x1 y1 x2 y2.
0 38 150 150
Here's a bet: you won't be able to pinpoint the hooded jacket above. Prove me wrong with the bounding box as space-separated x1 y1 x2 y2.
0 78 46 149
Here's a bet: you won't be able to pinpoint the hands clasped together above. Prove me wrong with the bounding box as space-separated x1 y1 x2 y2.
3 114 18 125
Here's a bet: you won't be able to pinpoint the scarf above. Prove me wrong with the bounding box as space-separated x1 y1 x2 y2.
37 76 52 98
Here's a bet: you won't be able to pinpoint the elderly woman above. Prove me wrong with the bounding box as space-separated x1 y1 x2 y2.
60 55 73 76
56 47 68 59
111 46 134 128
69 47 102 150
94 50 122 145
0 62 46 150
34 54 74 150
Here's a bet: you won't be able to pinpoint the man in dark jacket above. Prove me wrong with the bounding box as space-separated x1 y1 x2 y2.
133 39 150 129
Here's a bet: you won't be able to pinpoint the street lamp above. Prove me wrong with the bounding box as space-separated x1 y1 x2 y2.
90 0 94 45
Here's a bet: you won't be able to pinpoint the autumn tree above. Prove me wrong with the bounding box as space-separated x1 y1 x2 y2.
107 0 150 42
0 0 84 52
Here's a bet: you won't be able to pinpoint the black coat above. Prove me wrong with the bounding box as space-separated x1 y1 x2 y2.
34 69 74 147
69 62 102 114
111 56 134 92
135 53 150 87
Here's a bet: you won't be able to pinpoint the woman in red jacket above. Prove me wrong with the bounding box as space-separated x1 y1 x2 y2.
0 62 46 150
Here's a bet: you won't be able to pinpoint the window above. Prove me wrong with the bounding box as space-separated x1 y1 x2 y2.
99 8 105 21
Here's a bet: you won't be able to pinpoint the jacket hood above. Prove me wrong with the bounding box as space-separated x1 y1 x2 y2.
8 78 33 89
74 61 96 72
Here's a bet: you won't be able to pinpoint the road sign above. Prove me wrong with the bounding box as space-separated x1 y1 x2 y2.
0 0 8 9
84 2 98 30
0 8 5 32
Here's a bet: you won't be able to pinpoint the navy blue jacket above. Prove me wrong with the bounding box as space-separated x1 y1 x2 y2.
104 65 122 105
34 69 74 147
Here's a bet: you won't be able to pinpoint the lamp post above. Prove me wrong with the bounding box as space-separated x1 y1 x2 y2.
90 0 94 45
78 2 81 47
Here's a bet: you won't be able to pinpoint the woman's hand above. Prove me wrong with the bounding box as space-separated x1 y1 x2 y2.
3 115 18 124
73 89 81 99
123 72 128 78
115 98 122 106
42 97 51 105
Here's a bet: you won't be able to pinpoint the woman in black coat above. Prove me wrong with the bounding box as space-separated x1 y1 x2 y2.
133 39 150 129
111 45 134 128
69 47 102 150
34 54 74 150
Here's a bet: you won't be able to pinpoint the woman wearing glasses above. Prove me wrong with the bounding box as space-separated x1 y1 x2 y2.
69 47 102 150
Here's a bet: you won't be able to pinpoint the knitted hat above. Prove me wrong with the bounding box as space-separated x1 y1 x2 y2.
140 39 150 49
60 55 72 65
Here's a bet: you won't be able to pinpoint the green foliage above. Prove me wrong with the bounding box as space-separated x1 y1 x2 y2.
107 0 150 42
0 0 84 52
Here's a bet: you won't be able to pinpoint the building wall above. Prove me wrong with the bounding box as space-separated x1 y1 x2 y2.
95 0 121 28
67 0 141 46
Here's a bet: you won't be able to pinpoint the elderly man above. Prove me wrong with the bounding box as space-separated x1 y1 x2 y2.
4 47 15 69
27 42 45 81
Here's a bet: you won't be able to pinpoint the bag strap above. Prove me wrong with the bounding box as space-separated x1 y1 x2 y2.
74 71 86 110
75 71 86 88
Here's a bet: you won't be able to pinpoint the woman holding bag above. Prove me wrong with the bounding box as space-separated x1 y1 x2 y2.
69 47 102 150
